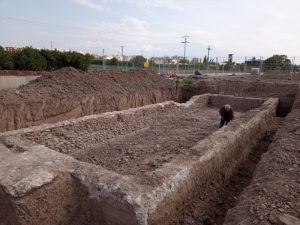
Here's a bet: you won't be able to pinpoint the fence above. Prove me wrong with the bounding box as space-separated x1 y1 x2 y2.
89 56 300 80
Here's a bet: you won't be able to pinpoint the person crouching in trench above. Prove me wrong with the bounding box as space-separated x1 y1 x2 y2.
219 104 234 128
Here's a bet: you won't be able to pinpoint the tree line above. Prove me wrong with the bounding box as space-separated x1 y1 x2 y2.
0 46 92 71
92 55 147 68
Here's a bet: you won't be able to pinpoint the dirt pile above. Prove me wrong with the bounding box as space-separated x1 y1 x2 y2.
0 68 177 132
0 67 174 103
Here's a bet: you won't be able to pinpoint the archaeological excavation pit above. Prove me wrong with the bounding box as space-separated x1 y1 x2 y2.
0 94 278 225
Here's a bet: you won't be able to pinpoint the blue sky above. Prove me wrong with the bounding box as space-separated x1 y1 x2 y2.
0 0 299 60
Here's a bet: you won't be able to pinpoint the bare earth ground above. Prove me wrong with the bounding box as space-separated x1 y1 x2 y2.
180 118 281 225
181 74 300 225
1 70 299 224
24 107 242 186
0 67 174 104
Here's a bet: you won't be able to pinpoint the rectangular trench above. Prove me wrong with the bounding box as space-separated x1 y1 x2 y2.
0 94 278 225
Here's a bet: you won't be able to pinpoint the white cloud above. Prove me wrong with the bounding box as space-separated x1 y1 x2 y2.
74 0 110 12
121 16 150 32
141 44 164 52
69 16 180 55
127 0 186 10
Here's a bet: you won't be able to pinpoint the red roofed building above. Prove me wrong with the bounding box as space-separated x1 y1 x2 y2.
4 47 16 52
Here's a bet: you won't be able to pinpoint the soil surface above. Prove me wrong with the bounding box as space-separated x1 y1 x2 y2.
180 119 280 225
24 107 242 181
0 67 174 104
224 106 300 225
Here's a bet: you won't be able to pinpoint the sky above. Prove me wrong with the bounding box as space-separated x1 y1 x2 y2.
0 0 300 60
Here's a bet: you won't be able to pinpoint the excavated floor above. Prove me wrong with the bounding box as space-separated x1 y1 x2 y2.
23 107 242 178
0 94 278 225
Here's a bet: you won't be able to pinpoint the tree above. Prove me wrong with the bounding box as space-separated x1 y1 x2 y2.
263 55 291 71
203 56 207 64
13 47 47 71
131 55 146 68
0 46 14 69
0 46 92 71
109 57 118 66
224 61 235 71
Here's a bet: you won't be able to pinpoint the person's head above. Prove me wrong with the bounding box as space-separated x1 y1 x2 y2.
225 104 231 111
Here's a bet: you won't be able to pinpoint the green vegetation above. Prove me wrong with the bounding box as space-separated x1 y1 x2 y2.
181 76 195 85
0 46 92 71
263 55 291 71
130 55 146 67
90 55 147 69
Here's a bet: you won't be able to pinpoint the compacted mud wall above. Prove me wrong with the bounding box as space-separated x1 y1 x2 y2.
0 68 179 132
181 79 298 116
0 95 277 225
224 90 300 225
0 90 176 132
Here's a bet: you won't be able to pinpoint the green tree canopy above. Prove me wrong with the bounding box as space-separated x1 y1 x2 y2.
0 46 14 70
0 46 92 71
131 55 146 67
109 57 118 66
13 47 47 70
263 55 291 71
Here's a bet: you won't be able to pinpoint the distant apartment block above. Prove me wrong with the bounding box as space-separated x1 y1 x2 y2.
4 47 16 52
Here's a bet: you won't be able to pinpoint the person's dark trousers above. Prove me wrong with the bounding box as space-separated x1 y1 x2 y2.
219 117 230 128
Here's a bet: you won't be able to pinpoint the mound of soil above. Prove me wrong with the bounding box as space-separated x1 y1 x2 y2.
0 68 174 104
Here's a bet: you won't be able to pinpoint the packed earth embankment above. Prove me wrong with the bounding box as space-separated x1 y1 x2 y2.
0 68 178 132
180 77 298 116
224 90 300 225
0 94 278 225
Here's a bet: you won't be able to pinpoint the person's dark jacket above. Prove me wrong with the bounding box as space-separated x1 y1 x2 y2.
219 106 234 120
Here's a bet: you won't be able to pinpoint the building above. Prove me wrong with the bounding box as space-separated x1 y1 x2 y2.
4 47 16 52
191 58 201 64
246 57 262 67
170 56 184 64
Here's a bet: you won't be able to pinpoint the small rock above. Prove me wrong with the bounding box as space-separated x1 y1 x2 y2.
278 214 300 225
278 208 285 213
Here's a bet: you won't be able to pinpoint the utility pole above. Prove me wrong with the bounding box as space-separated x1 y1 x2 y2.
289 56 295 80
102 48 105 71
120 46 124 70
181 35 190 70
258 56 263 80
51 41 53 50
206 45 211 72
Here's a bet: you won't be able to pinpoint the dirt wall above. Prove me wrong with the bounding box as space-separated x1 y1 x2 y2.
0 175 85 225
147 98 278 225
181 79 298 116
0 90 176 132
208 94 264 112
224 91 300 225
0 68 178 132
0 95 272 225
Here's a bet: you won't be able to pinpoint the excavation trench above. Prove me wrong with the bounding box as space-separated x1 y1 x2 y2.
0 94 279 225
180 119 280 225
